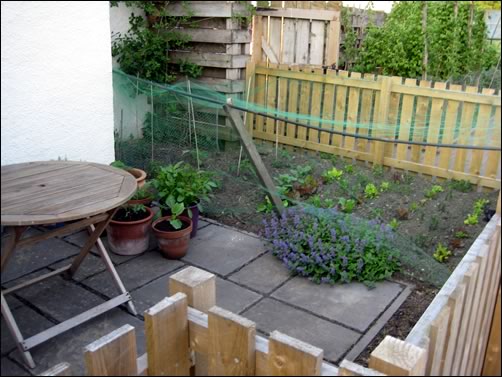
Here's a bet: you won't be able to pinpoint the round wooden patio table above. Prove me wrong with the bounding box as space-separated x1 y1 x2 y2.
1 161 138 369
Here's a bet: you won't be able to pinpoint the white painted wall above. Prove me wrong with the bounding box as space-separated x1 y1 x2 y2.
109 2 149 140
1 1 115 165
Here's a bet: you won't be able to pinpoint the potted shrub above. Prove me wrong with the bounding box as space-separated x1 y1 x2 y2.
107 204 154 256
152 162 217 238
110 160 147 188
152 197 192 259
127 182 155 206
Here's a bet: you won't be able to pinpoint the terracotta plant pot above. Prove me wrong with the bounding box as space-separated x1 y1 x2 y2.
152 216 192 259
127 168 147 188
127 197 154 207
162 202 200 238
107 207 154 256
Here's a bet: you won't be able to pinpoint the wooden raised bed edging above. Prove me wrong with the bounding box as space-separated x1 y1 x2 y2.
41 213 501 376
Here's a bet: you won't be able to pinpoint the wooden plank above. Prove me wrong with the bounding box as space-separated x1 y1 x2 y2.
484 104 501 179
451 263 479 376
177 28 251 44
266 63 279 135
470 88 495 177
426 306 451 375
393 83 501 106
410 80 431 164
255 65 382 90
286 65 300 139
297 66 311 142
454 86 480 173
269 15 282 64
208 306 256 375
463 245 490 375
261 37 279 64
355 73 374 152
437 84 462 171
482 286 501 376
295 21 310 64
268 331 323 376
385 77 402 159
369 336 427 376
395 78 417 162
277 64 289 140
256 8 339 21
423 82 446 168
333 70 348 148
40 362 72 376
251 15 263 64
166 1 249 17
169 267 216 314
84 324 137 376
309 21 325 65
144 294 190 376
254 73 267 132
309 67 324 143
373 77 392 165
344 72 361 151
225 104 285 213
169 51 249 69
326 18 340 67
320 71 336 146
282 18 296 64
338 360 385 376
197 77 245 93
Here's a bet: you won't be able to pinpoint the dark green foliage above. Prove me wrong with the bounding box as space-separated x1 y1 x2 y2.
448 179 473 192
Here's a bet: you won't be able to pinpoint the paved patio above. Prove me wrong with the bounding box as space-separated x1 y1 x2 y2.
1 218 410 376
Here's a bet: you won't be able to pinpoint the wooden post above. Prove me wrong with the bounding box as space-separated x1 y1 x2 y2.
224 103 285 214
373 76 392 165
208 306 256 376
482 286 501 376
251 15 263 64
369 336 427 376
40 362 72 376
144 294 191 376
169 267 216 313
169 267 216 376
84 325 138 376
497 191 501 215
267 331 323 376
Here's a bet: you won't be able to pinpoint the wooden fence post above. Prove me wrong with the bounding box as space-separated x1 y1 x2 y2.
482 286 501 376
144 293 191 376
369 336 427 376
373 76 392 165
267 331 323 376
84 324 138 376
338 360 385 376
497 191 501 215
251 15 263 64
169 267 216 376
208 306 256 375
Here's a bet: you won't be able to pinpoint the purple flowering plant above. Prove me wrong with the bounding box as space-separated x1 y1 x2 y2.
262 206 400 286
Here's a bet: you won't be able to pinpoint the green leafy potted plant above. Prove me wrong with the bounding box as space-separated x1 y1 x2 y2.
152 196 192 259
152 162 217 238
107 204 154 256
110 160 147 188
127 182 155 206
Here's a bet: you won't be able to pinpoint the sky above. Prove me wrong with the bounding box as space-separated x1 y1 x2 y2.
342 1 394 13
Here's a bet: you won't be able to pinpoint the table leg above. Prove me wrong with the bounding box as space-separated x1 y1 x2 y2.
1 294 35 369
88 224 138 316
66 210 115 278
1 226 26 272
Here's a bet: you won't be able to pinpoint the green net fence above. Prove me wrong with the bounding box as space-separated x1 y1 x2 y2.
113 69 500 288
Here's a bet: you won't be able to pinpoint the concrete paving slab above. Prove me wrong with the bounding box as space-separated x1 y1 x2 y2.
82 251 184 297
48 253 106 281
13 276 104 322
215 278 262 314
131 274 262 316
1 305 54 357
9 308 145 376
242 298 360 363
1 358 29 376
182 225 266 276
272 278 404 332
1 229 80 284
228 253 291 294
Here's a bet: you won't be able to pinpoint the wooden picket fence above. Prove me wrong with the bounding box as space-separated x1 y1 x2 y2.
246 63 502 190
42 210 501 377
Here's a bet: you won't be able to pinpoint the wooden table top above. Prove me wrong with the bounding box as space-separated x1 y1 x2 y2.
1 161 137 226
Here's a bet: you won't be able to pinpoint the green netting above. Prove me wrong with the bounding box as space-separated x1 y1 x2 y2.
113 69 493 288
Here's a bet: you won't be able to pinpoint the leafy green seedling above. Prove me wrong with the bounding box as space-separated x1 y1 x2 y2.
424 185 444 199
380 181 390 192
322 167 344 183
338 198 356 213
364 183 379 199
433 243 452 263
388 218 399 231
